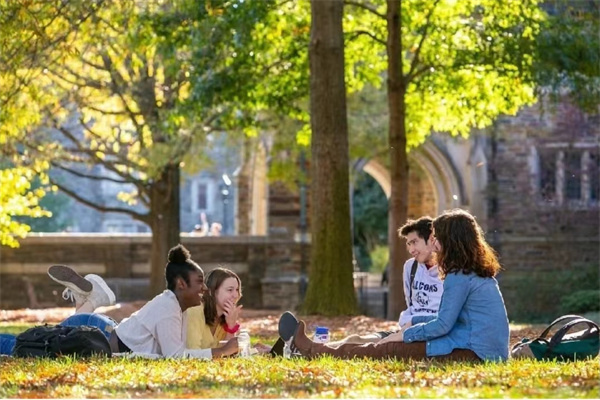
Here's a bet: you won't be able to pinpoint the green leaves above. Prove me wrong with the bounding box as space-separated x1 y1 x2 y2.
0 166 52 248
533 0 600 112
343 0 544 148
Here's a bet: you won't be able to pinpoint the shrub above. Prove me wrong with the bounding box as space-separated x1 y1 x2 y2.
369 245 389 274
560 290 600 314
505 264 599 323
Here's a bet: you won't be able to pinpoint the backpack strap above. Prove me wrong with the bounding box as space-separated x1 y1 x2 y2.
539 315 587 340
547 318 599 352
408 259 419 307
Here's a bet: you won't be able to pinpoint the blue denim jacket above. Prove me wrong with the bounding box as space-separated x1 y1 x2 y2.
403 272 509 361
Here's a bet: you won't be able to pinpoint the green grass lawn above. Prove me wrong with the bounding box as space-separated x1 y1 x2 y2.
0 323 598 398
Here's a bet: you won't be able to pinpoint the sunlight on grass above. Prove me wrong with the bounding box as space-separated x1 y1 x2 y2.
0 323 598 398
0 354 598 398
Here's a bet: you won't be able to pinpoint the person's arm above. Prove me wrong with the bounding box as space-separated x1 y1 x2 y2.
156 315 237 359
397 260 413 327
411 315 436 324
208 338 238 358
403 273 469 343
156 315 206 358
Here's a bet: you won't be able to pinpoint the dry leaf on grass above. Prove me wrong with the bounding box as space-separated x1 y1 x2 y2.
0 302 544 347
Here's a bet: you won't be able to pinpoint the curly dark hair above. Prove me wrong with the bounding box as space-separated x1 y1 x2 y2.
433 209 501 279
203 267 242 327
165 244 203 291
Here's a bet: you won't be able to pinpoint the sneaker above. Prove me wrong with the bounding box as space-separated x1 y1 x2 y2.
60 287 89 309
270 337 285 357
278 311 299 342
48 265 93 307
81 274 116 310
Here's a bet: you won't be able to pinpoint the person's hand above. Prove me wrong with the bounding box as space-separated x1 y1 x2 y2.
400 320 412 331
252 343 272 354
223 299 243 328
212 337 239 358
378 330 404 344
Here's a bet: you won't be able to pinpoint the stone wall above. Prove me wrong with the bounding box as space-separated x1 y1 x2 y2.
488 100 600 321
407 161 438 219
0 234 308 311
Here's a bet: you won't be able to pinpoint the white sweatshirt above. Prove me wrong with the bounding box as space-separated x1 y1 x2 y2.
115 290 212 359
397 257 444 327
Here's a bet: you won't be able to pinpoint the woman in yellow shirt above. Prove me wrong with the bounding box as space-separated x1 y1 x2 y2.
186 268 243 349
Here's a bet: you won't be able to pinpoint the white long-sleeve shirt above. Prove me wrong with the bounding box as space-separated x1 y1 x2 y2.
115 290 212 359
398 258 444 327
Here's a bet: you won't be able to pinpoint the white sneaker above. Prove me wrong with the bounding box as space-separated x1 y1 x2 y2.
80 274 116 310
48 265 93 294
48 265 93 308
61 287 89 309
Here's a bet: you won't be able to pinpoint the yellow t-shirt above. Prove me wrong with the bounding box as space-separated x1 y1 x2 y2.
186 303 227 349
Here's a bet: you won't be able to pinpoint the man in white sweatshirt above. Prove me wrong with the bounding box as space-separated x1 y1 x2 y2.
327 216 443 346
395 216 443 329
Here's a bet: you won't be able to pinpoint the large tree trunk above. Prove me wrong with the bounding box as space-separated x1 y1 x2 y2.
148 163 181 297
302 0 357 315
386 0 410 320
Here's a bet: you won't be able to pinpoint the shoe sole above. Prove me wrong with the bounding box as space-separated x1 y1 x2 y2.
270 337 285 357
48 265 93 294
278 311 299 342
85 274 116 306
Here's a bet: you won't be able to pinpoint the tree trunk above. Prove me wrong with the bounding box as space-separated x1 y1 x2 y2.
386 0 410 320
148 163 181 297
302 0 357 315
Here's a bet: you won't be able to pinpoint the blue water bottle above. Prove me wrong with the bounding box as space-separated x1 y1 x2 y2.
313 326 330 343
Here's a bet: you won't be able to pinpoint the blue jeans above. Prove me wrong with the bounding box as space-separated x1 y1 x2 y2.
0 313 117 356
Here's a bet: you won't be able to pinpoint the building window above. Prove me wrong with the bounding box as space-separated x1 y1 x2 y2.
537 144 598 207
191 179 213 213
197 183 208 210
538 149 557 202
564 150 582 200
589 152 599 201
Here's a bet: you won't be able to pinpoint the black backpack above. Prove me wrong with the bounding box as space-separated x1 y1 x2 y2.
13 324 112 358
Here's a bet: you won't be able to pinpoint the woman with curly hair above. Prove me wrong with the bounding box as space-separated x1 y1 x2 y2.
280 209 510 362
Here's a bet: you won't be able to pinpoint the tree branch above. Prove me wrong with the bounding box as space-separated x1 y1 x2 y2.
344 0 385 19
48 66 108 91
51 160 151 208
47 114 142 187
99 52 145 136
405 0 442 84
50 161 127 184
50 176 150 224
346 30 386 46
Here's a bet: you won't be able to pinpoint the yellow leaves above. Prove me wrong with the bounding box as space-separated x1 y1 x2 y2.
243 126 259 138
296 124 311 147
141 125 153 147
178 81 191 101
205 0 224 17
116 190 138 206
0 166 50 248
